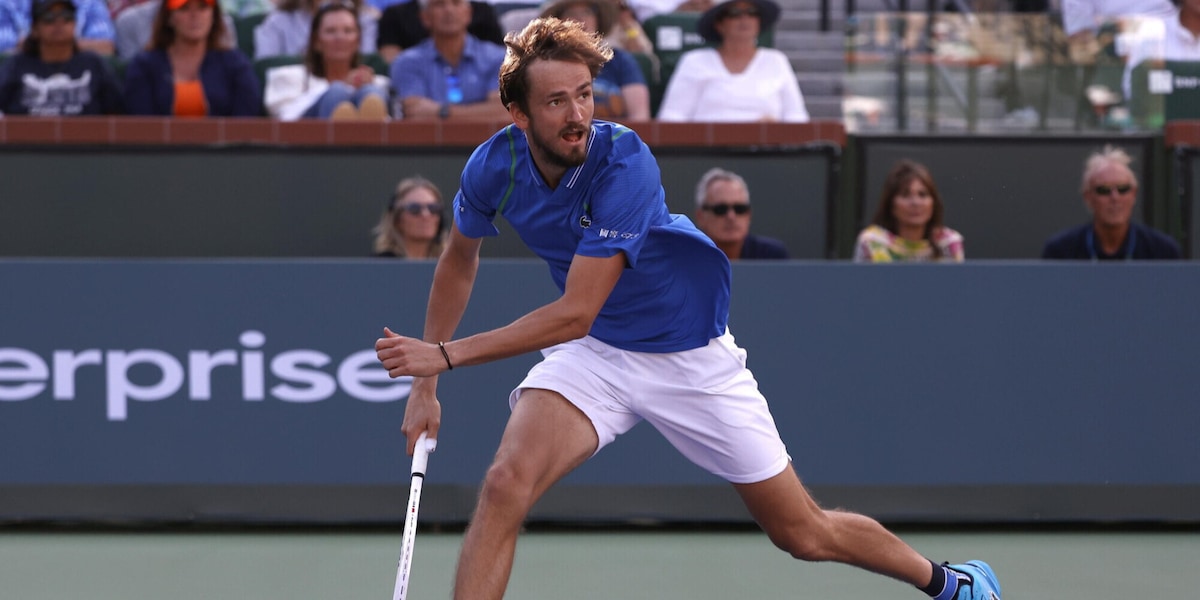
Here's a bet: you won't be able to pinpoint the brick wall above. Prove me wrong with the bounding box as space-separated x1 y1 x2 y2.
0 117 847 148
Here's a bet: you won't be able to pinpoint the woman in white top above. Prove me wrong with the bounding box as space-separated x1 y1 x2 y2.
656 0 808 122
254 0 378 59
263 2 390 119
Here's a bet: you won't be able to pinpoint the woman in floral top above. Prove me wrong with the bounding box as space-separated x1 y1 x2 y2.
853 160 964 262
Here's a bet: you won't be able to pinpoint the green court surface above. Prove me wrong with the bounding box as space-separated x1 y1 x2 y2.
0 528 1195 599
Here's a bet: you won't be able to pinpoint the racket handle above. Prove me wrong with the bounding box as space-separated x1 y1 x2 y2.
412 432 434 476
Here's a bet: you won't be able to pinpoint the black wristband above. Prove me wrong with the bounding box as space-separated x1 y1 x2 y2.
438 341 453 370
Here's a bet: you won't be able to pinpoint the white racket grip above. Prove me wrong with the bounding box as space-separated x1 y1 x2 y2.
412 432 435 475
393 432 435 600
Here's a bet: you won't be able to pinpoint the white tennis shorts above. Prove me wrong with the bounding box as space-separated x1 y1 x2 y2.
509 330 791 484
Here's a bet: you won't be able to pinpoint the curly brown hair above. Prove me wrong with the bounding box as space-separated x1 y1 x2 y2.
498 17 612 114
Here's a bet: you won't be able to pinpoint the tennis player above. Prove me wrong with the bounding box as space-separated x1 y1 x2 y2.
375 17 1002 600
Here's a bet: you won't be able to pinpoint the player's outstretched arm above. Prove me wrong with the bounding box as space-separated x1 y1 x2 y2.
377 225 482 454
448 251 626 365
380 251 624 374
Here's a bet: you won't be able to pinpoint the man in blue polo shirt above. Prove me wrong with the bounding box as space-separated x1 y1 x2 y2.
388 0 509 120
375 17 1003 600
1043 145 1182 260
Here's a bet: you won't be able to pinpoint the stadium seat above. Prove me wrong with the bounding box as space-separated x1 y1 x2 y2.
362 53 389 76
1129 59 1200 128
235 13 268 61
254 54 303 85
630 51 664 116
1163 60 1200 122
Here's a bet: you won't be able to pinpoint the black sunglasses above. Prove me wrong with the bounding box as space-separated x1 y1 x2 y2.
721 6 759 18
37 9 76 23
1092 184 1133 196
702 203 751 216
396 202 442 216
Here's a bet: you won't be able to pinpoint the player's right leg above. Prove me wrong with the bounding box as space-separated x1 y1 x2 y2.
734 456 1002 600
734 465 936 583
453 388 599 600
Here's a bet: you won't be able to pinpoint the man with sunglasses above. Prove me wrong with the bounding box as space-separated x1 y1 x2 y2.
0 0 123 115
1042 145 1181 260
0 0 114 55
693 167 787 260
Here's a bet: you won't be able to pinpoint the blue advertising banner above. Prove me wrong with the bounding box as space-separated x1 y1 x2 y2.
2 260 1198 524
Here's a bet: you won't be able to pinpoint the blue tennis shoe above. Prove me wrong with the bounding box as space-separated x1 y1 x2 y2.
946 560 1001 600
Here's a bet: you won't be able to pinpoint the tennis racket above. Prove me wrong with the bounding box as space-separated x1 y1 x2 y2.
392 431 435 600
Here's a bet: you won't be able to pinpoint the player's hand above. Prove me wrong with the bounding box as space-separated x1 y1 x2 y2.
401 389 441 456
376 328 450 377
348 65 375 88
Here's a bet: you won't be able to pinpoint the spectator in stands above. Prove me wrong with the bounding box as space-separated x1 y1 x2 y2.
111 0 268 19
372 176 447 258
254 0 378 59
0 0 114 54
1043 145 1181 259
375 0 503 64
693 167 787 260
656 0 808 122
606 0 654 56
1121 0 1200 99
361 0 401 11
854 160 964 262
114 0 236 60
0 0 123 114
109 0 151 19
123 0 260 116
626 0 709 22
263 1 389 119
540 0 649 121
1061 0 1175 39
498 0 652 55
389 0 507 120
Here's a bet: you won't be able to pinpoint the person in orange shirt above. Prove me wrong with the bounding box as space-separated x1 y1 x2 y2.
123 0 260 116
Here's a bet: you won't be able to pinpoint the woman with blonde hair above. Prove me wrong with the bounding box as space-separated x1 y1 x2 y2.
372 176 447 258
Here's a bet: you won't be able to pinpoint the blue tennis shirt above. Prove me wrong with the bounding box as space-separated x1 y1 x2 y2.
454 120 731 353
